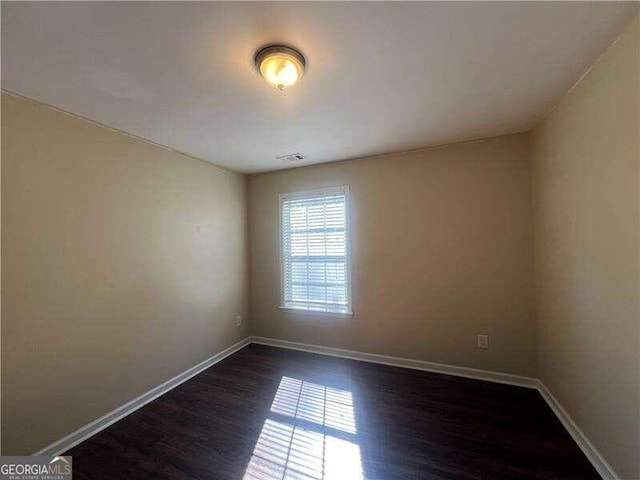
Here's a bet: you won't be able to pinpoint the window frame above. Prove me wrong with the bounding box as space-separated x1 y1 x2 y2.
278 185 353 318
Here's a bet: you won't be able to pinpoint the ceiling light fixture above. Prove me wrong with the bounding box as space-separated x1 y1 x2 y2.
254 44 306 91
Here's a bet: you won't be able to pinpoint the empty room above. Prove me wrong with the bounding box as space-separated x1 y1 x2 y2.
1 2 638 479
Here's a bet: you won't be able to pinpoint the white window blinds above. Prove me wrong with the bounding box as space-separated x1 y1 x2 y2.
280 186 352 314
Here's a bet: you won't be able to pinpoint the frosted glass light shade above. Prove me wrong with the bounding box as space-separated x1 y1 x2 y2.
255 45 306 91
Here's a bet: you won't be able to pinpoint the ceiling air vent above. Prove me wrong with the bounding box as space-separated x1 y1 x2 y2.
277 153 306 163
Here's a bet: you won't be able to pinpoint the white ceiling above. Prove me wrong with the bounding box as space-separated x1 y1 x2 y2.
2 2 638 173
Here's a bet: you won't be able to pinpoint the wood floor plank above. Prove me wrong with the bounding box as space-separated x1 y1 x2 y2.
66 344 599 479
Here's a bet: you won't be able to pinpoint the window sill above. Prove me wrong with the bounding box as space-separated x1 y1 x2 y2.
279 306 354 319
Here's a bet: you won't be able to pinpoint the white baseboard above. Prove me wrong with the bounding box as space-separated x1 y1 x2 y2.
536 381 619 480
33 336 252 457
32 334 618 480
251 336 618 480
249 336 539 389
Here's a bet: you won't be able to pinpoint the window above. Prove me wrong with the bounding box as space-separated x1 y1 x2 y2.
280 186 352 315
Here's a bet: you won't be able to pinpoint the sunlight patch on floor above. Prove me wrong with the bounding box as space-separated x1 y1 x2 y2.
243 377 363 480
270 376 357 434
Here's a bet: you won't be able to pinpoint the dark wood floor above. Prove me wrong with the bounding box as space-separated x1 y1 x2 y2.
66 344 599 479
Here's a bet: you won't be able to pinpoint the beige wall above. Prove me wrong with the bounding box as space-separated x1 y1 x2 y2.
3 16 638 473
249 133 537 376
532 17 639 479
1 92 249 455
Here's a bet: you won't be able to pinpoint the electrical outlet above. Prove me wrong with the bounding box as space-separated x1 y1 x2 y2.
477 334 489 349
235 315 242 327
